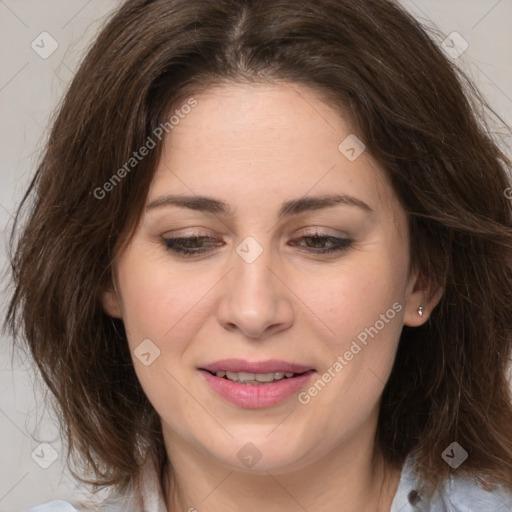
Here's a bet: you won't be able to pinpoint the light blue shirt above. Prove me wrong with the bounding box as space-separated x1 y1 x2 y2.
26 452 512 511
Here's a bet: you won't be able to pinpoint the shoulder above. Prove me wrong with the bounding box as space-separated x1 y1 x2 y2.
442 473 512 511
24 459 165 512
391 453 512 511
26 500 81 512
25 495 127 512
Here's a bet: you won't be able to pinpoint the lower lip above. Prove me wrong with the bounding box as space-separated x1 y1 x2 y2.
200 370 316 408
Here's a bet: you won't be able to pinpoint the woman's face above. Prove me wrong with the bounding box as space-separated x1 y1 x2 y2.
102 82 430 473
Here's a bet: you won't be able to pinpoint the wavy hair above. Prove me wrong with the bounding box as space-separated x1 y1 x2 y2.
5 0 512 502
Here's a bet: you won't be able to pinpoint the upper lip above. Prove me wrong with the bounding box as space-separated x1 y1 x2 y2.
200 359 314 374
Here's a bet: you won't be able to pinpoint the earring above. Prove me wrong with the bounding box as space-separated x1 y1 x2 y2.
417 304 424 317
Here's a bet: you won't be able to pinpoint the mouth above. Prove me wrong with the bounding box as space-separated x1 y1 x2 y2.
201 369 314 385
198 359 316 408
199 358 315 382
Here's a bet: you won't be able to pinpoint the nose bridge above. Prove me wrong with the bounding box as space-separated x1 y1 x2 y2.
216 234 293 338
231 235 276 302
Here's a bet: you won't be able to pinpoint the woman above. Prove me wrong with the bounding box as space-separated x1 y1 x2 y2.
6 0 512 510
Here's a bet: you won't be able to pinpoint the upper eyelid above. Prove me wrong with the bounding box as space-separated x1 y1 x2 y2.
161 224 351 235
161 233 352 246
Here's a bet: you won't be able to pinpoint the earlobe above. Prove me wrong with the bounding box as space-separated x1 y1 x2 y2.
403 267 444 327
403 296 434 327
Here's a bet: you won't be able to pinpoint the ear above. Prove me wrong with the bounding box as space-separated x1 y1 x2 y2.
99 276 123 319
402 264 443 327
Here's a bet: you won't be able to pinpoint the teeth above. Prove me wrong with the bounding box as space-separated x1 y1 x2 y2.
215 370 297 383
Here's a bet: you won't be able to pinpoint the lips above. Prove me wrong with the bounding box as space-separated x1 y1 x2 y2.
199 359 316 408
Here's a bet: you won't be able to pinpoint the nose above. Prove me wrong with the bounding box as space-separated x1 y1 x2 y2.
216 240 295 339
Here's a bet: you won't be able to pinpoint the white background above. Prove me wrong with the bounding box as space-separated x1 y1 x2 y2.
1 1 511 511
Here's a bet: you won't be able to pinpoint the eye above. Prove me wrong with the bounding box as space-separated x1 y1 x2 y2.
163 235 222 257
162 232 353 257
288 232 353 254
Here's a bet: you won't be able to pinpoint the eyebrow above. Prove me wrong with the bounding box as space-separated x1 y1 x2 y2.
145 193 374 220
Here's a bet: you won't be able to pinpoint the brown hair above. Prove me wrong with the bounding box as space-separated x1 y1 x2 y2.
5 0 512 502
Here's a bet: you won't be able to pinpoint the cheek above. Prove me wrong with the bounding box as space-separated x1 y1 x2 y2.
299 249 407 349
115 250 203 422
116 246 206 345
292 240 407 415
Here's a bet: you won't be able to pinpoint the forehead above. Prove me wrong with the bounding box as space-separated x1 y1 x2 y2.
147 82 400 222
164 82 347 157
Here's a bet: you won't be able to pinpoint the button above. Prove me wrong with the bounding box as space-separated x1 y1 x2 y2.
408 489 422 505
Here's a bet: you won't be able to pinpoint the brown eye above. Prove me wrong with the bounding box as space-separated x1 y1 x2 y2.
289 234 353 254
163 236 223 256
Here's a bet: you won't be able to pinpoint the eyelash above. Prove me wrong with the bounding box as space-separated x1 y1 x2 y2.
163 232 353 257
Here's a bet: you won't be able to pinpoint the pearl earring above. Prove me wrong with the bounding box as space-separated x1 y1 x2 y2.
417 304 424 317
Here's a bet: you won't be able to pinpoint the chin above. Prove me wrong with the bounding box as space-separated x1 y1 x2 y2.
203 432 315 474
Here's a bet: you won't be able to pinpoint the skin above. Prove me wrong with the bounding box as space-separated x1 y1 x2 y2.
102 82 441 512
